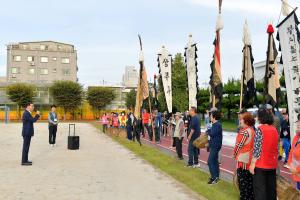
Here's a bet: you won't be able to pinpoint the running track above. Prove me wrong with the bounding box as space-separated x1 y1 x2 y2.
141 134 293 181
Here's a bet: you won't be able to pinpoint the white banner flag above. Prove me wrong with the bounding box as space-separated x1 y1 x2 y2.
185 35 198 109
277 10 300 139
158 46 172 113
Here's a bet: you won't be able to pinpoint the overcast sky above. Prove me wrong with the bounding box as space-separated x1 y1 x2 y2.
0 0 299 87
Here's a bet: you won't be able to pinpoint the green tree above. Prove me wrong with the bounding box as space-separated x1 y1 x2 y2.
223 78 240 120
87 87 116 119
6 83 35 119
172 53 188 112
157 75 167 112
125 89 136 110
198 88 210 114
50 81 84 120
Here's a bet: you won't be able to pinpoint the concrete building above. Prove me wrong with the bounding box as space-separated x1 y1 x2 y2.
122 66 138 87
254 57 283 81
6 41 78 84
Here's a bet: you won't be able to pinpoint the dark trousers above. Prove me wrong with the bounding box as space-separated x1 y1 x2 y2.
126 126 133 140
144 124 152 140
102 124 108 133
133 130 141 146
188 140 199 165
49 125 57 144
253 168 277 200
237 168 254 200
22 136 31 163
174 137 183 159
208 147 220 179
154 127 160 142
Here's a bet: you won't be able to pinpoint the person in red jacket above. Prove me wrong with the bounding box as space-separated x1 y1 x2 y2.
287 114 300 190
249 108 278 200
233 112 255 200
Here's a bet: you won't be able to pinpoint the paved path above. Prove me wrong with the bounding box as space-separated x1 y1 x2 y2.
0 123 201 200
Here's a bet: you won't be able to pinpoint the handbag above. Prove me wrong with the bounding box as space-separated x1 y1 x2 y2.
193 133 208 149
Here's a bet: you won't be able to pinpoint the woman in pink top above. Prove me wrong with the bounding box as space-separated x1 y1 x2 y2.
101 113 109 133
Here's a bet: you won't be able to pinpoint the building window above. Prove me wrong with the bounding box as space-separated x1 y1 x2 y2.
52 57 57 61
53 68 57 73
40 69 48 75
40 56 48 63
57 45 61 50
11 67 18 74
27 56 34 62
13 55 21 62
40 45 48 50
29 68 35 74
63 69 71 76
61 57 70 64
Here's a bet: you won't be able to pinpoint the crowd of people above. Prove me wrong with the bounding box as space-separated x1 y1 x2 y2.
100 104 300 199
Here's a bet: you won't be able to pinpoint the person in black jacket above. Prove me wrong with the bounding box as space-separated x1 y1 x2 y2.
280 112 291 166
21 102 40 166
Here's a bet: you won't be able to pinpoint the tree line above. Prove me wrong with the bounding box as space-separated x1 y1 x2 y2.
6 81 116 119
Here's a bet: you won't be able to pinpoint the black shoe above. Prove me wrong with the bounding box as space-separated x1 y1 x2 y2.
27 161 32 164
178 157 184 160
208 177 219 185
21 162 32 166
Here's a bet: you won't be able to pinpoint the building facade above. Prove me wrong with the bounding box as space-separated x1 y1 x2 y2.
122 66 138 88
7 41 78 84
254 58 283 81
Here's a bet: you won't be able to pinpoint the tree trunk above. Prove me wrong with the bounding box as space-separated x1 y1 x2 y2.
18 105 21 120
63 110 66 121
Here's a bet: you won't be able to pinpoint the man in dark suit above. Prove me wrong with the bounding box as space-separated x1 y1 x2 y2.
21 102 40 166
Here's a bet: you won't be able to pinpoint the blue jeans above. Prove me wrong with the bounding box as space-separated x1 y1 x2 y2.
208 146 221 179
297 182 300 190
282 138 291 162
188 140 199 165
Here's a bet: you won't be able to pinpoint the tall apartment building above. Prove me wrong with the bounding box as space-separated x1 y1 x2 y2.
122 66 138 88
6 41 78 84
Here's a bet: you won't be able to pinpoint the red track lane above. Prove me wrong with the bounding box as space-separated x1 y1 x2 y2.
142 134 293 180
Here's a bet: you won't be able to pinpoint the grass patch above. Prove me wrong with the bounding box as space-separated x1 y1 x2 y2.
201 119 237 132
92 122 239 200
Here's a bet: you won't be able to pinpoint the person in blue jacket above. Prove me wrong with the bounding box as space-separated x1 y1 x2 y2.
21 102 40 166
206 110 223 184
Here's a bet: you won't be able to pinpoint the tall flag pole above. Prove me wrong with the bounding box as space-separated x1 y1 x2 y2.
264 24 281 109
158 45 172 113
209 0 223 110
277 4 300 139
240 20 257 109
184 34 198 110
134 35 149 119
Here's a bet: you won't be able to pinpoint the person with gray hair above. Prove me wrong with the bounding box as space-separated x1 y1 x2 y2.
174 112 184 160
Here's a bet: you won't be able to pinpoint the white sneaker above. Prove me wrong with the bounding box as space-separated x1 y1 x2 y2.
54 144 57 147
51 144 54 147
193 164 201 168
